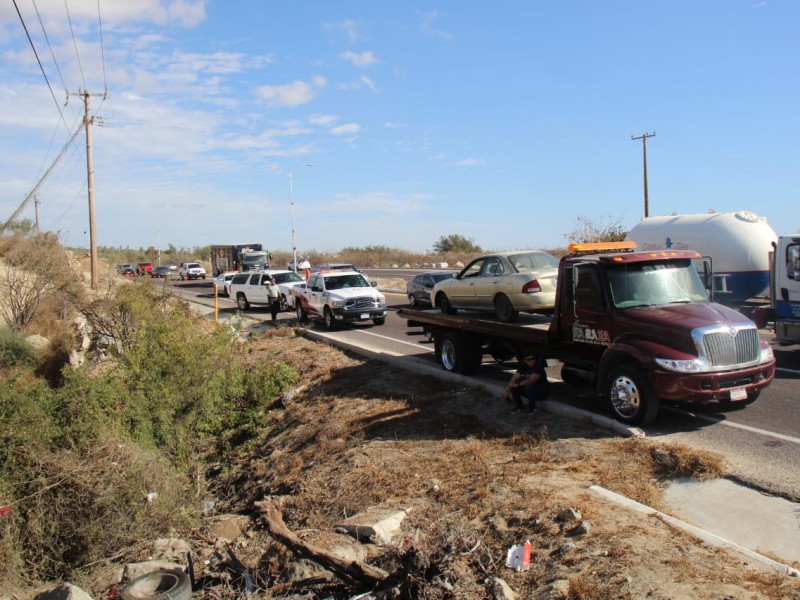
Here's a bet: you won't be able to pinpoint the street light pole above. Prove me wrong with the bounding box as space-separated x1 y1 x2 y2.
267 163 313 273
288 172 297 273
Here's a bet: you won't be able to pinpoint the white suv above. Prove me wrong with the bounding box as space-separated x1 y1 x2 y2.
178 262 207 280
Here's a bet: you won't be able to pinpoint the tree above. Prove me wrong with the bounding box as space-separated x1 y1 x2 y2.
432 234 482 253
0 231 76 332
564 214 628 244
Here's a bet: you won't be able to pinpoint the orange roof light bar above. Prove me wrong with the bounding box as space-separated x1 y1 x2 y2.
567 241 637 253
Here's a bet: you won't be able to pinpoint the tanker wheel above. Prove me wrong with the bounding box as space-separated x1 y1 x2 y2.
437 332 481 375
607 364 659 426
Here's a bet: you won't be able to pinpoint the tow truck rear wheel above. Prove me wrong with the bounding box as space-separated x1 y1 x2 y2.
607 364 659 426
236 294 250 310
323 307 337 330
437 332 481 375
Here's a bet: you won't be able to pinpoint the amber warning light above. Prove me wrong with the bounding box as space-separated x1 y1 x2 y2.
567 241 637 253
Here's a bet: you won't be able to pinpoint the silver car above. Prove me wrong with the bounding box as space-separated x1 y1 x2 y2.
431 250 559 322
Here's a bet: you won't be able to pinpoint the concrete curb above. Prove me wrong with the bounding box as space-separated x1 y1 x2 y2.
590 485 800 578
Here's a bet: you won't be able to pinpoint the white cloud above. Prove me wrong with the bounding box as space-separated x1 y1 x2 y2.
331 123 360 136
328 191 432 214
309 114 339 126
340 50 380 68
256 77 326 108
360 75 380 93
323 19 362 42
419 10 454 42
455 158 486 167
384 121 404 129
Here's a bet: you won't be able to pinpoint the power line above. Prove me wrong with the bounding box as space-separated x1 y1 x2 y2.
11 0 71 133
96 0 108 94
32 0 68 95
64 0 87 91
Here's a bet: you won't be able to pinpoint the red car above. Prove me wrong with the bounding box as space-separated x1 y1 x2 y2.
136 262 153 276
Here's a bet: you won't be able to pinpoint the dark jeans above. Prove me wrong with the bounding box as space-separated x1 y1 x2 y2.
511 384 547 410
269 297 279 321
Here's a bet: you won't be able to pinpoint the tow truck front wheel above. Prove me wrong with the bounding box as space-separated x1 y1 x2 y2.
607 364 659 427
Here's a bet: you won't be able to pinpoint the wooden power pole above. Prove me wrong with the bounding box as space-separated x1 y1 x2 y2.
631 131 656 218
73 89 104 290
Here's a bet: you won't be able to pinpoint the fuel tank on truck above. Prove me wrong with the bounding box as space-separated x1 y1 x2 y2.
626 211 778 306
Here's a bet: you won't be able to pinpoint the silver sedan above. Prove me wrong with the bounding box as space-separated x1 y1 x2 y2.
432 250 559 322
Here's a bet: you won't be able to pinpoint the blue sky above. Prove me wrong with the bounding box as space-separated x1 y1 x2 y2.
1 1 798 254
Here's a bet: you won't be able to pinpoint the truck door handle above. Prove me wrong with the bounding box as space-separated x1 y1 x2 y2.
781 287 789 301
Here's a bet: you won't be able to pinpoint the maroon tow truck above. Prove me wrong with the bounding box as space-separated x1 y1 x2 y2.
398 242 775 426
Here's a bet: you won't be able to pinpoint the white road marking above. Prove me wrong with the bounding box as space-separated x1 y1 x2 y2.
662 406 800 445
777 367 800 375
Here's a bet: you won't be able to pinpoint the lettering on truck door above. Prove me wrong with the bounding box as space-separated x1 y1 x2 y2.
558 263 612 363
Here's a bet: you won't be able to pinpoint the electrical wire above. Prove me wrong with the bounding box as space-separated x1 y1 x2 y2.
32 0 68 96
96 0 108 95
64 0 87 91
11 0 71 134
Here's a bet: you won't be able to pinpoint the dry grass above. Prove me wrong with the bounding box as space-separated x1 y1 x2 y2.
199 332 800 599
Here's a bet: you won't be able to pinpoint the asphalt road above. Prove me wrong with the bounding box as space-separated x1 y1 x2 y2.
167 274 800 502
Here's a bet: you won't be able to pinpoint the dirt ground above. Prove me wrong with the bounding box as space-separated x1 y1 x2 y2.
197 327 800 599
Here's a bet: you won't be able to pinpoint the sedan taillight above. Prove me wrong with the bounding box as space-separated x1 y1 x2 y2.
522 280 541 293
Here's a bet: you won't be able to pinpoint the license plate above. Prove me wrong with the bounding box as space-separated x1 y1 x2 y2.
730 387 748 401
360 313 370 319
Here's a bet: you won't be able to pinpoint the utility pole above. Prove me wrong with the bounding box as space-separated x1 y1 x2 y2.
631 131 656 218
72 89 105 290
34 193 40 231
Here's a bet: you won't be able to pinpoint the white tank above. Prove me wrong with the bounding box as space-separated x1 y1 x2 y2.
626 211 778 305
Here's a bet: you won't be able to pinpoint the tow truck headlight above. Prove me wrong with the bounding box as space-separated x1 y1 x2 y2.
655 357 709 373
759 343 774 364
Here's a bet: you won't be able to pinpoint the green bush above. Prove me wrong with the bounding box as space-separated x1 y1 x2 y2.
0 327 38 367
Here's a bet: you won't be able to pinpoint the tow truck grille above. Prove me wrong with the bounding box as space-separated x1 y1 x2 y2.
700 327 759 367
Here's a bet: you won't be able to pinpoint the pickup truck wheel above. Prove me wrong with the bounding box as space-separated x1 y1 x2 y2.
373 317 386 326
323 307 336 330
607 364 659 426
494 294 519 323
279 295 288 311
436 293 457 316
437 332 481 375
296 303 308 323
236 294 250 310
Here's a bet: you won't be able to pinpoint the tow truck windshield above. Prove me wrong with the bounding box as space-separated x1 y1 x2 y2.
607 260 708 309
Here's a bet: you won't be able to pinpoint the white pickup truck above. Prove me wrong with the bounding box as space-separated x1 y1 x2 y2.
178 262 207 280
229 269 306 311
293 270 386 329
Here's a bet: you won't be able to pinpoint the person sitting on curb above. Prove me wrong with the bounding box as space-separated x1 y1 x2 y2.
503 354 549 415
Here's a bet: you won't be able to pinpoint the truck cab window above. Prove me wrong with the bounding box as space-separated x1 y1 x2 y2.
574 265 605 312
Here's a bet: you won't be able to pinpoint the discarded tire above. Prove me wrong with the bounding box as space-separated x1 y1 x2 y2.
120 569 191 600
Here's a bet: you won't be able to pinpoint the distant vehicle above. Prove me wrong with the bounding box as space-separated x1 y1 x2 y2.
407 271 456 307
116 263 135 276
311 262 361 273
212 272 237 297
136 262 153 276
287 257 311 271
152 265 171 279
210 244 269 276
178 262 207 280
432 250 560 323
